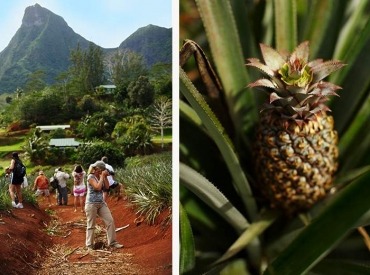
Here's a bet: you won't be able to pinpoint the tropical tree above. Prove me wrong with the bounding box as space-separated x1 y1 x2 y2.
17 88 64 125
105 49 148 101
149 63 172 97
112 115 152 156
23 70 46 93
77 112 117 140
69 43 105 93
24 128 50 163
127 76 155 108
149 96 172 148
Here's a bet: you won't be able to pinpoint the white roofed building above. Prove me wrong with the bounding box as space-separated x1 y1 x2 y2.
49 138 80 148
36 125 70 131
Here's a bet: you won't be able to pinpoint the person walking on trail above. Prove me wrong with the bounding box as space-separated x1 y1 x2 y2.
101 156 122 201
72 165 86 212
33 171 52 206
85 160 123 250
8 152 25 209
55 167 70 206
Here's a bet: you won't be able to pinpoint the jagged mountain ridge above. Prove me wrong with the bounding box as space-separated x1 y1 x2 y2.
0 4 172 94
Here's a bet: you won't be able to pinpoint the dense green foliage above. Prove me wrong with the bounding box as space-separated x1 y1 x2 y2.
112 115 152 156
128 76 155 108
76 141 125 168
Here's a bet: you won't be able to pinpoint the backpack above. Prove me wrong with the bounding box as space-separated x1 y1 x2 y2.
50 176 59 189
14 160 26 178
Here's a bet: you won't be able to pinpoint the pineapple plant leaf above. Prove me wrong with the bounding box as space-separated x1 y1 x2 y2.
180 163 250 233
179 203 195 273
266 172 370 275
180 0 370 273
180 66 258 221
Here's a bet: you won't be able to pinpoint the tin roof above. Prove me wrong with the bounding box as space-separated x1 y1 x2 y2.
49 138 80 147
36 125 70 131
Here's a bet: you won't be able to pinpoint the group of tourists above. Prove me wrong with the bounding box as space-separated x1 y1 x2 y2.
5 152 123 250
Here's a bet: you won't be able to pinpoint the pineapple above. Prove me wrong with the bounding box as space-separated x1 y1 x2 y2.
247 41 345 215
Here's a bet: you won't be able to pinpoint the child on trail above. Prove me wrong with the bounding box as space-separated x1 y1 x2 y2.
33 171 52 206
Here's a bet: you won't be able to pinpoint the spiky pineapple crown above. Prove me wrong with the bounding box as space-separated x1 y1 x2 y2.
247 41 345 127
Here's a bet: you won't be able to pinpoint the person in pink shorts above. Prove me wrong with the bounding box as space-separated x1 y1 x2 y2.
72 165 86 212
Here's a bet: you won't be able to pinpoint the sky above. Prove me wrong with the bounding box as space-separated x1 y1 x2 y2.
0 0 172 52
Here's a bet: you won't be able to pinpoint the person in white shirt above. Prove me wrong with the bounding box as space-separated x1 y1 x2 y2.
55 167 70 205
101 156 122 201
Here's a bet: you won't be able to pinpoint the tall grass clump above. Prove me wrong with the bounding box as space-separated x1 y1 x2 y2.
0 176 37 210
116 152 172 225
0 177 11 210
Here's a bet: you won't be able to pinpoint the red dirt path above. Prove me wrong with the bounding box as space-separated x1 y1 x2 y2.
0 193 172 274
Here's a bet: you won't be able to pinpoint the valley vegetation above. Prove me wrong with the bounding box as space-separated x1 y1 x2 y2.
0 42 172 221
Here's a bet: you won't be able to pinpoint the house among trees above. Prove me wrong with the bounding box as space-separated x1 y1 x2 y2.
95 85 116 95
36 125 71 132
35 125 80 148
49 138 80 148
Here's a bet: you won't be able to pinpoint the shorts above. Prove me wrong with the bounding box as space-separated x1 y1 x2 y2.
73 185 86 197
103 182 119 192
11 175 24 185
35 189 50 196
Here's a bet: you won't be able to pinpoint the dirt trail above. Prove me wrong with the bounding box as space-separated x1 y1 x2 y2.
0 193 172 275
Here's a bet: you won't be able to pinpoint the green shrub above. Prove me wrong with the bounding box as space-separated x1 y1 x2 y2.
112 115 153 156
76 140 124 168
77 112 118 140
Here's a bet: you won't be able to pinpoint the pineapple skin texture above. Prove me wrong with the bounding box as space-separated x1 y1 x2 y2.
255 112 338 215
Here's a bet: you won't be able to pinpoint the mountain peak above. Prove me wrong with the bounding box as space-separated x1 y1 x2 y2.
22 3 48 27
0 5 171 93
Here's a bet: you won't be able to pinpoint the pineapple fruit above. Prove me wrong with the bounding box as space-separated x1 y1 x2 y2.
247 41 345 215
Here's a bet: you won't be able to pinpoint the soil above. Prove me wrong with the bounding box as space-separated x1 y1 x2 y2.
0 192 172 275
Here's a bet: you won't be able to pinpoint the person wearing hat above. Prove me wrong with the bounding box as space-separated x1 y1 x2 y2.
33 171 52 206
55 167 70 205
8 152 25 208
85 160 123 250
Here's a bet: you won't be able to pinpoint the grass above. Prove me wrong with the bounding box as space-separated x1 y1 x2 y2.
0 139 25 152
0 177 37 210
151 135 172 144
0 128 26 170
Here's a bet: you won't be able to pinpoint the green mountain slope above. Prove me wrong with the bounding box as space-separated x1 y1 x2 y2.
0 4 91 93
119 24 172 67
0 4 172 94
